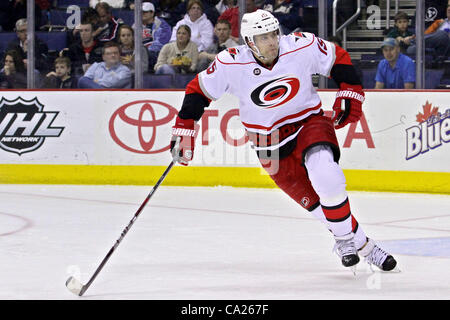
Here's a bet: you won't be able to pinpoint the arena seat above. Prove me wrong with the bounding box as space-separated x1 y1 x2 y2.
57 0 89 8
0 33 17 57
425 69 445 89
112 10 134 26
36 31 67 51
361 68 377 89
143 74 173 89
48 9 70 26
173 74 196 89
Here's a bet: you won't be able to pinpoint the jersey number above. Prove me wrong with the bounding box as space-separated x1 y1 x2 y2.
317 38 328 56
207 61 216 74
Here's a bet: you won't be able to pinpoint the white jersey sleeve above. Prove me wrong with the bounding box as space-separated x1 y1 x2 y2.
292 32 337 77
197 49 233 101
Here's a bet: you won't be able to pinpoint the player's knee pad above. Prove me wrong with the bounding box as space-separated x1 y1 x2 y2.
304 145 347 205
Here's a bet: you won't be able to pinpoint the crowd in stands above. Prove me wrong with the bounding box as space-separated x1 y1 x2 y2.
0 0 449 89
373 3 449 89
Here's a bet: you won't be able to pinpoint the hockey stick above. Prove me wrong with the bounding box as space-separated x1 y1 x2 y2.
66 160 176 296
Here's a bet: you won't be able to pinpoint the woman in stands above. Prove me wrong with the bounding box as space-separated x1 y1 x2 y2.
155 24 199 75
170 0 214 52
0 50 27 89
118 24 149 73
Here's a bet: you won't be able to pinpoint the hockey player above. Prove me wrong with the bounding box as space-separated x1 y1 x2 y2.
170 9 397 272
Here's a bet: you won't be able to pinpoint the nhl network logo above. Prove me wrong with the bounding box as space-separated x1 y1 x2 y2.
0 97 64 155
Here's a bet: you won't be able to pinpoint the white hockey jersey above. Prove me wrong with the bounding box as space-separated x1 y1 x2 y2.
197 32 337 150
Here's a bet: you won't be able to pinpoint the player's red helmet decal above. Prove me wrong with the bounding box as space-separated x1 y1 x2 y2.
250 76 300 109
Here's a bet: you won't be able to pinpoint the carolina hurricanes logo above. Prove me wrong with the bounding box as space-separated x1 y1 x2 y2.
250 76 300 109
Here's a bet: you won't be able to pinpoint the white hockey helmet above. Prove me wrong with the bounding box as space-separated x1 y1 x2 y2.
240 9 281 57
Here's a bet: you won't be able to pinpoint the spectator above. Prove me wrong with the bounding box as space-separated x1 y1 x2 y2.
262 0 303 34
78 41 132 88
155 25 199 75
406 7 449 59
118 24 149 73
6 18 49 73
35 0 51 10
69 8 101 42
63 21 104 76
201 0 223 26
0 50 27 89
424 0 448 29
170 0 214 52
95 2 122 43
133 2 172 72
158 0 185 27
386 11 415 53
125 0 136 9
41 57 77 89
425 4 450 49
375 38 415 89
219 0 258 42
215 0 237 15
0 2 9 32
90 0 126 8
197 19 238 72
0 0 43 31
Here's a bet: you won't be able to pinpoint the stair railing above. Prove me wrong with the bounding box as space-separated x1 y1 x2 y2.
332 0 362 50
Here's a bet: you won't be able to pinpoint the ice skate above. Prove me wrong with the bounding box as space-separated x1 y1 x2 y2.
358 238 399 272
333 233 360 273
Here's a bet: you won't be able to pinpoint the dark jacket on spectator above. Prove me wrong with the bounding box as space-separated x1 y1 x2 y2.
41 75 78 89
96 17 122 43
1 0 42 31
64 41 104 76
0 70 27 88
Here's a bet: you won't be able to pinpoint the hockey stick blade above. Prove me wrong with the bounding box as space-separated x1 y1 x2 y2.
64 161 175 297
65 276 85 296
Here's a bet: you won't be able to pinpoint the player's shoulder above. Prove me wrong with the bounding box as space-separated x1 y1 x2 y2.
215 45 254 65
282 32 317 47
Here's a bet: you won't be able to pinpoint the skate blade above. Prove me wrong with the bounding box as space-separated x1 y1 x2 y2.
367 264 402 273
351 265 357 276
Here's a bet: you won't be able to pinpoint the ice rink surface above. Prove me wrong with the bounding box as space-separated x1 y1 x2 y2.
0 184 449 300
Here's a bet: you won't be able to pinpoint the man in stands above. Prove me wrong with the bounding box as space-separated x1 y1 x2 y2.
63 21 104 76
197 19 238 72
78 41 132 88
95 2 122 43
6 18 49 73
375 38 415 89
134 2 172 73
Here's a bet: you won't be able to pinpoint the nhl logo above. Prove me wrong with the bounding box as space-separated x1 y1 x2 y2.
0 97 64 155
253 68 261 75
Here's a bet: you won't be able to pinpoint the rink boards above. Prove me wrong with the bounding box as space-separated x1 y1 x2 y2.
0 89 449 193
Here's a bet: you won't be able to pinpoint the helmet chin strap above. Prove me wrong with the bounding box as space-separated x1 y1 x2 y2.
246 38 267 60
252 47 267 60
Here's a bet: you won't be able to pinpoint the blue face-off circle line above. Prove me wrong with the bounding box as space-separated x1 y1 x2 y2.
379 237 450 258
